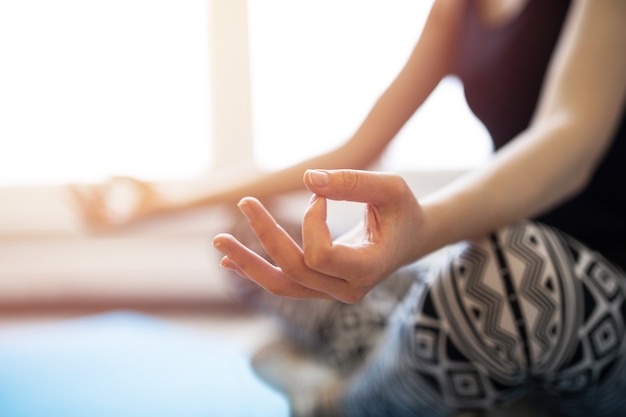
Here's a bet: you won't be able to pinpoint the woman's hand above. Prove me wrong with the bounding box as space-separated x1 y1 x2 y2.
68 176 163 232
212 169 427 303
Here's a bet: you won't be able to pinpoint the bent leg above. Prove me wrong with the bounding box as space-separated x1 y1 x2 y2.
332 221 626 417
228 216 421 372
535 232 626 417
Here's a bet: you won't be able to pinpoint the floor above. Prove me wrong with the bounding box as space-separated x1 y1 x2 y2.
0 308 280 354
0 309 543 417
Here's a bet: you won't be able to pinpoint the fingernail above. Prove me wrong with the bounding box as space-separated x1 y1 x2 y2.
308 193 319 204
237 198 253 219
212 235 223 248
220 257 232 269
307 170 329 187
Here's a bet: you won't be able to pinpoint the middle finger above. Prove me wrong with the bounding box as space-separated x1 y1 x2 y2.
237 197 350 297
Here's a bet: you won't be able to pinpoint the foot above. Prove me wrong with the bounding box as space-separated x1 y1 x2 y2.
252 339 344 417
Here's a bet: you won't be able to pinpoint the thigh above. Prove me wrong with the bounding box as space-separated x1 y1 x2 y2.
430 221 626 414
535 230 626 417
340 221 626 416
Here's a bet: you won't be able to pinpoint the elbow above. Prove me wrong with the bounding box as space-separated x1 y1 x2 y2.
567 164 594 199
550 139 600 204
562 125 615 200
542 111 615 202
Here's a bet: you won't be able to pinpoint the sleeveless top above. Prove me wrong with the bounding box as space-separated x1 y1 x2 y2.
453 0 626 269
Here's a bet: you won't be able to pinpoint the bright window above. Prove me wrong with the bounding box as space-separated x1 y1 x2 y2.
0 1 492 187
0 1 494 304
0 0 212 186
248 0 492 171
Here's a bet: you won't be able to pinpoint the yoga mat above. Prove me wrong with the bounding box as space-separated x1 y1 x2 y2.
0 312 288 417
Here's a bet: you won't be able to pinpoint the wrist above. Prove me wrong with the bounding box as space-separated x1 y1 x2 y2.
415 195 456 259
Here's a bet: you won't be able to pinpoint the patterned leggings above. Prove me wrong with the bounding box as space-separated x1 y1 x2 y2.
233 221 626 416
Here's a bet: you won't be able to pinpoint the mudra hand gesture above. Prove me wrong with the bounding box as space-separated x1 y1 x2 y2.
68 176 163 232
213 169 426 303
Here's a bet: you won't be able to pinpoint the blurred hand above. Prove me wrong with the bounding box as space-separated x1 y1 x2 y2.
213 169 426 303
68 176 162 232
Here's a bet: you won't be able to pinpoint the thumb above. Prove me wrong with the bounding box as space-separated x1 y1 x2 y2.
303 169 406 205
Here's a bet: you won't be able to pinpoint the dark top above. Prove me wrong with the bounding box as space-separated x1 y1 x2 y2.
453 0 626 269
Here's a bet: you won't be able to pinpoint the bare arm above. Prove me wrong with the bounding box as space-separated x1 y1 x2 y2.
213 0 626 303
163 0 463 210
417 0 626 257
72 0 463 230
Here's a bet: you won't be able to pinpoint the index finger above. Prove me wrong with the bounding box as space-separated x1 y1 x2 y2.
212 233 330 300
237 197 351 297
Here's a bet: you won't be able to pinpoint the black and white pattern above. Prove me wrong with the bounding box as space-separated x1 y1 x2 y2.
339 221 626 417
234 219 626 416
226 217 421 374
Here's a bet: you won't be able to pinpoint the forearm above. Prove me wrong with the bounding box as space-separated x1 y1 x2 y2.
154 86 431 215
159 0 461 218
416 118 604 259
152 141 379 216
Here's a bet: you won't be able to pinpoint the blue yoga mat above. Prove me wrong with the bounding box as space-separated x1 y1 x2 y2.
0 312 289 417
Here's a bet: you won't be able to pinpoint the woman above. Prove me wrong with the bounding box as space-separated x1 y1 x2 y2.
211 0 626 416
75 0 626 415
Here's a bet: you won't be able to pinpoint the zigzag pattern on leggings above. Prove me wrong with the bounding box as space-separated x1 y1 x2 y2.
394 221 626 416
